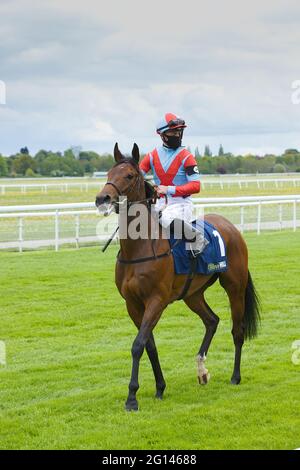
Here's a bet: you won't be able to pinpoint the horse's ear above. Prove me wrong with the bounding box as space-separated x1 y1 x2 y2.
132 143 140 163
114 142 123 162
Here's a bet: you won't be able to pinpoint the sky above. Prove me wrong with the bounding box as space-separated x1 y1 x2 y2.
1 0 300 156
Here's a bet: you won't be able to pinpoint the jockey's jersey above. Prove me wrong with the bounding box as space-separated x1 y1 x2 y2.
139 146 200 198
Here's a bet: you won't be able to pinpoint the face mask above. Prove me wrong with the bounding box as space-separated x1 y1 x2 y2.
162 133 182 149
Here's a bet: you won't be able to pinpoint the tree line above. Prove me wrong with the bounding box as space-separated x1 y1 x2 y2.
0 146 300 177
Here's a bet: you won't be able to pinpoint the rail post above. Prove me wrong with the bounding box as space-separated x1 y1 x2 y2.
257 202 261 235
240 206 244 233
55 210 59 251
18 217 23 253
75 214 80 249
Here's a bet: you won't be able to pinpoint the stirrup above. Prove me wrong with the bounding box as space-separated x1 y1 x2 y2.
189 238 209 258
189 247 202 258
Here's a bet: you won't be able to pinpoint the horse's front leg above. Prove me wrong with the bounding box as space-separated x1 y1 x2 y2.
146 332 166 400
126 299 164 411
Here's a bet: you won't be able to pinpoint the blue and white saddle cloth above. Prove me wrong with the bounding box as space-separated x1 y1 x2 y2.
169 220 228 275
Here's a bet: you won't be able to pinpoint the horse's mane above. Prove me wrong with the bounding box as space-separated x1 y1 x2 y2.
113 158 156 199
144 179 155 199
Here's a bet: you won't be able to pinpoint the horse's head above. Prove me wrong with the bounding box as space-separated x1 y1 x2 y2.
95 143 145 215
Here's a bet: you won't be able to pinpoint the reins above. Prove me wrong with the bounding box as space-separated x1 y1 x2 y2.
117 249 171 264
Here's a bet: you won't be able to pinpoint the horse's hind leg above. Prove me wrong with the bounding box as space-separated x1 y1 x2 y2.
229 290 245 385
184 292 219 384
219 274 246 385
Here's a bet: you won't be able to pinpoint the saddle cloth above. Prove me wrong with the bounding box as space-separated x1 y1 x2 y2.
169 220 228 275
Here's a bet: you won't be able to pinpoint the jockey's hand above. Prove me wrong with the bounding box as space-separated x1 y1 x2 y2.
156 185 168 195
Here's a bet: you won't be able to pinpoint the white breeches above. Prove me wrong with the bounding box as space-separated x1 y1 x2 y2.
154 197 193 229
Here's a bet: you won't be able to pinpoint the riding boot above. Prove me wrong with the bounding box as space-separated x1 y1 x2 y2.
170 218 209 257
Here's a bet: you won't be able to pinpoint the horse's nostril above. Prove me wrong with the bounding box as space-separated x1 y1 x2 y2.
95 194 111 207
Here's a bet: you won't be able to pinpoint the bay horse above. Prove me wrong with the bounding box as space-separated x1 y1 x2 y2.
95 143 260 411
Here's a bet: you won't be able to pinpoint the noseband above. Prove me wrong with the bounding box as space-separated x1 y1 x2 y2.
105 181 122 197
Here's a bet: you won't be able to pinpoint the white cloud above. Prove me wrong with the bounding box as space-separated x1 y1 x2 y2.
1 0 300 155
78 120 115 142
13 43 65 64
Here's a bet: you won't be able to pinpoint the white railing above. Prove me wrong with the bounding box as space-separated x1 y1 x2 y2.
0 182 104 195
195 195 300 235
200 178 300 190
1 176 300 195
0 202 94 213
0 195 299 252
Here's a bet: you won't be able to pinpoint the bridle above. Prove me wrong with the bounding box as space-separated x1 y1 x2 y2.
104 167 157 208
104 181 122 197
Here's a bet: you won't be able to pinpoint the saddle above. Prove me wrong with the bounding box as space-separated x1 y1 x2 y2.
169 219 227 276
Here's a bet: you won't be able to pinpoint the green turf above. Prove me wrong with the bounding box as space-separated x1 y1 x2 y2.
0 231 299 449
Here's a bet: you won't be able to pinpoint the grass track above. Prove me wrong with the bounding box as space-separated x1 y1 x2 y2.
0 231 299 449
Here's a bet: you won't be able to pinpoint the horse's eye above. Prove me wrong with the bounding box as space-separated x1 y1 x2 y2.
126 174 134 180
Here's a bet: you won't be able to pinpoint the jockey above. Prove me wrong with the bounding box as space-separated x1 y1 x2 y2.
139 112 208 256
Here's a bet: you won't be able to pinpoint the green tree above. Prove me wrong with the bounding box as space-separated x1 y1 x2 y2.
35 152 61 176
256 155 276 173
34 149 49 162
64 149 75 159
283 148 299 155
25 168 36 177
282 153 298 170
0 155 8 176
78 151 102 174
273 163 286 173
241 155 258 173
194 146 201 158
198 156 213 174
79 151 101 161
204 145 212 157
94 154 114 171
12 154 36 175
218 144 224 156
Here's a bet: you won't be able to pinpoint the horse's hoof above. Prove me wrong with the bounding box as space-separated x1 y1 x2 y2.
230 376 241 385
125 400 139 411
198 372 211 385
155 392 163 400
155 385 165 400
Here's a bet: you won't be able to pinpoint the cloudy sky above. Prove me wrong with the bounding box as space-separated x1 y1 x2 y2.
1 0 300 156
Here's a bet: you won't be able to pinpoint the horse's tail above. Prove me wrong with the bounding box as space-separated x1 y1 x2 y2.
244 271 261 340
